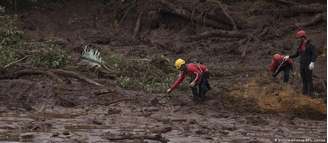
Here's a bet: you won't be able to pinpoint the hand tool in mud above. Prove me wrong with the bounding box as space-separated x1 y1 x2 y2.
273 59 287 76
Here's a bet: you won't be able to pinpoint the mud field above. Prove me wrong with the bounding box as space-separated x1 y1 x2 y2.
0 0 326 142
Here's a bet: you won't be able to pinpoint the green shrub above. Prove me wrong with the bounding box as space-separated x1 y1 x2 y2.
104 53 183 93
0 47 16 67
30 42 69 68
0 15 22 68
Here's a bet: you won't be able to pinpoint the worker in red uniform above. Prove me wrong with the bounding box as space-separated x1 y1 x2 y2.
284 30 317 96
268 53 293 83
167 59 210 101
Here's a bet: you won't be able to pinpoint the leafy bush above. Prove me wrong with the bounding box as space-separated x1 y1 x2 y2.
0 47 16 67
0 15 22 67
104 53 184 93
30 41 69 68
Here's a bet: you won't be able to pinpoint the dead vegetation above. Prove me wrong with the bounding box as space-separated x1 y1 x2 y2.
226 74 326 120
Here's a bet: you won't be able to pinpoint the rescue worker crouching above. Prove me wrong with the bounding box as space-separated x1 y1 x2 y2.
167 58 211 102
268 53 293 83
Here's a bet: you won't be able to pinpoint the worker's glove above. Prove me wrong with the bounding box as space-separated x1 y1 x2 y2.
166 88 172 94
189 81 196 87
283 56 289 61
309 62 314 70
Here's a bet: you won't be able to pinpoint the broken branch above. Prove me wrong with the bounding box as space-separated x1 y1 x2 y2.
188 30 247 41
279 13 325 36
108 98 133 105
296 13 324 28
265 0 300 6
158 0 226 29
133 12 143 39
209 0 238 30
106 133 168 143
2 56 28 69
10 69 64 84
51 69 103 87
254 3 324 17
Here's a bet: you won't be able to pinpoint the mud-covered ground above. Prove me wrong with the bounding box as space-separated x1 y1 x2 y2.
0 81 326 143
0 0 327 142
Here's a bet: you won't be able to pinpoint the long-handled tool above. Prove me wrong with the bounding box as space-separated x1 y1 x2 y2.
273 59 287 76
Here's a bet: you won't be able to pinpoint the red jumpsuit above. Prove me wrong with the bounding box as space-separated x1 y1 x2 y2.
269 54 293 72
268 54 293 83
170 63 208 91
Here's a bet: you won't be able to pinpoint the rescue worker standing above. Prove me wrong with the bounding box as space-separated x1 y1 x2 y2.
268 53 293 83
284 30 317 96
167 59 210 102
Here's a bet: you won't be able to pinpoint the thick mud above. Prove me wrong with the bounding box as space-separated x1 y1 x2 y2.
0 78 326 142
0 93 326 143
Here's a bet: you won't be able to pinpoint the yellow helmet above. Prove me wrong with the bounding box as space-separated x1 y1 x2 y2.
175 58 185 70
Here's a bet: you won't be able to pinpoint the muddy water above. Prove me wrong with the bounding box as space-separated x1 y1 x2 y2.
0 99 325 143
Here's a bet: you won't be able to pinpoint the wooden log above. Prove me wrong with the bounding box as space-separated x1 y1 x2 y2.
265 0 300 6
9 69 64 84
158 0 226 29
133 12 143 39
254 3 324 17
51 69 103 87
106 133 168 143
296 13 324 28
208 0 238 30
188 30 247 41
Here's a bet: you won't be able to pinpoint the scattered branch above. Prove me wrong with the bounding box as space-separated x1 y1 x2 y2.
106 133 168 143
51 69 104 87
107 98 133 105
119 0 137 25
265 0 300 6
10 69 64 84
133 11 143 39
296 13 324 28
2 56 28 69
240 39 249 58
255 3 324 17
279 13 325 36
158 0 227 29
188 30 247 41
209 0 238 30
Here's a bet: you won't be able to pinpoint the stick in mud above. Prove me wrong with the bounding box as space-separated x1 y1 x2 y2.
106 133 169 143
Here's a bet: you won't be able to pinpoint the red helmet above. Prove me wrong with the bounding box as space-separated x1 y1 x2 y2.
273 54 281 61
296 30 306 38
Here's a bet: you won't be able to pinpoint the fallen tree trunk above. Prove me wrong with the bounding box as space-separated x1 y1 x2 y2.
9 70 64 84
254 3 325 17
208 0 238 30
106 133 168 143
107 98 133 105
158 0 227 29
279 13 325 36
133 12 143 39
296 13 325 28
265 0 300 6
188 30 247 41
51 69 103 87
